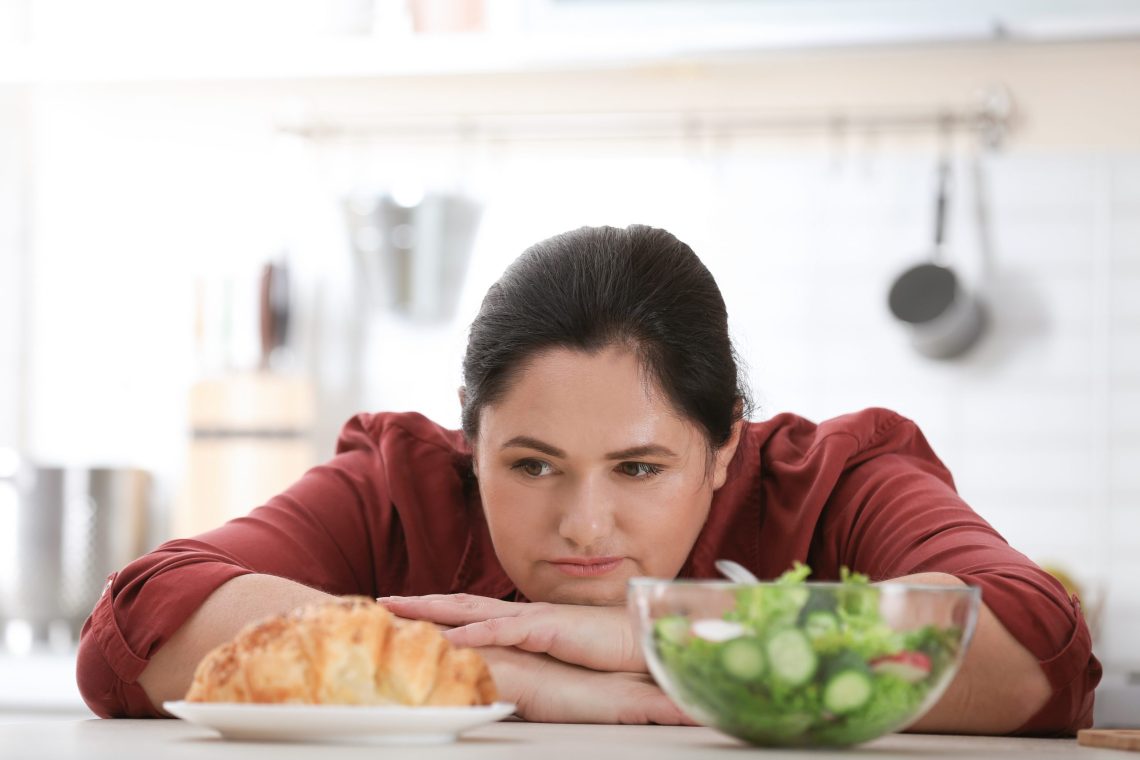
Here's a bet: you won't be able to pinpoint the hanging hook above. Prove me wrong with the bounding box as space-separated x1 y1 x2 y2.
976 83 1014 150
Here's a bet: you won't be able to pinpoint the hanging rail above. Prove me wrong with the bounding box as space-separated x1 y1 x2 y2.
278 85 1014 148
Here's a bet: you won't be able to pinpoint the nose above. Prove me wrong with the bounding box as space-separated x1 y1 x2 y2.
557 476 617 549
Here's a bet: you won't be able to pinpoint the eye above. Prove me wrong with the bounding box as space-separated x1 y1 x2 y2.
511 459 553 478
618 462 663 479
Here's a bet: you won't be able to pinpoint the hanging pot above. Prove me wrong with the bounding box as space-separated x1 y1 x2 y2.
887 156 987 359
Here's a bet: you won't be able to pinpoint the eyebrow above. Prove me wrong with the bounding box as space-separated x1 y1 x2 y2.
501 435 678 460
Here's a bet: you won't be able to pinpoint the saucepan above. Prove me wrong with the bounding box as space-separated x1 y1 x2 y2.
887 157 987 360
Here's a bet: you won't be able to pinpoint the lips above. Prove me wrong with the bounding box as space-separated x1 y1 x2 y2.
550 557 624 577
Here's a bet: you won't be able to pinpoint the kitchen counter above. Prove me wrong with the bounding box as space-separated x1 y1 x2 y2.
0 652 88 715
0 719 1125 760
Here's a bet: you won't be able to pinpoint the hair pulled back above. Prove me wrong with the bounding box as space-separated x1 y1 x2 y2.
461 225 751 454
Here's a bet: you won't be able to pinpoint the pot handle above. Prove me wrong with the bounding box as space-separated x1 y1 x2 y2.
931 116 953 264
934 161 948 250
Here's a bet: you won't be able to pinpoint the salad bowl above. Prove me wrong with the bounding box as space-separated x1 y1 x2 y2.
628 565 980 748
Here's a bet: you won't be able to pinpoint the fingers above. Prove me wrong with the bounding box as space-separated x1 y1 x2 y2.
448 615 626 672
622 679 699 726
607 676 698 726
443 617 558 654
637 696 698 727
377 594 525 626
646 693 700 727
378 596 645 673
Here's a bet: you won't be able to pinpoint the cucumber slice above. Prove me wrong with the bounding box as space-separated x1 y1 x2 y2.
655 615 691 646
802 610 840 640
764 628 817 687
797 588 838 620
823 669 873 715
783 586 811 612
720 637 766 681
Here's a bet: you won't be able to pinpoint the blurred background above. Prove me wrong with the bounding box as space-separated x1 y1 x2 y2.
0 0 1138 724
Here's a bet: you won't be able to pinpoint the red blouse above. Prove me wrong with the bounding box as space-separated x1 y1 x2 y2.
76 408 1100 733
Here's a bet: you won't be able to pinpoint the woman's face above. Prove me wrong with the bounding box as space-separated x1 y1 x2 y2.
470 345 741 606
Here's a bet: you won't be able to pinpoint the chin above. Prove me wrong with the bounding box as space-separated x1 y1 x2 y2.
540 580 629 607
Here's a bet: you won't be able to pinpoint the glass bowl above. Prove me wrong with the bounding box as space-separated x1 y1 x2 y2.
628 576 980 748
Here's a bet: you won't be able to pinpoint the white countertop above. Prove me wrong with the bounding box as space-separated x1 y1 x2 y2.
0 719 1125 760
0 652 88 714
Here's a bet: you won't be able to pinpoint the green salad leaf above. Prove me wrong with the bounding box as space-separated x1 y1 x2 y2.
727 561 812 631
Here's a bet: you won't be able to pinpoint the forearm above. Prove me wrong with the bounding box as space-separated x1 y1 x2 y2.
137 573 336 712
893 572 1051 734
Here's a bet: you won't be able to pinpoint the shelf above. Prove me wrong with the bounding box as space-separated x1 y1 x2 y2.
4 0 1140 86
2 13 1139 87
7 30 801 85
0 29 914 86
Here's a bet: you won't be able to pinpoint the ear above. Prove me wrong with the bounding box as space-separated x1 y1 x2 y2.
457 386 467 409
711 418 744 491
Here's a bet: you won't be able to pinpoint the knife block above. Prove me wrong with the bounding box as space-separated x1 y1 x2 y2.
171 372 317 540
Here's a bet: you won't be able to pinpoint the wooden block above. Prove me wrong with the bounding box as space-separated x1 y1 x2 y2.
190 371 316 430
1078 730 1140 751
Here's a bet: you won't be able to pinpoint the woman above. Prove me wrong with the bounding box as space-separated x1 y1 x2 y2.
77 225 1099 733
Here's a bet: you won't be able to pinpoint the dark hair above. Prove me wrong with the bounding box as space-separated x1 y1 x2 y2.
461 224 752 455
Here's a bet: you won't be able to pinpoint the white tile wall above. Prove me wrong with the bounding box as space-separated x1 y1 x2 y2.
1111 446 1140 490
1112 218 1140 275
0 94 27 449
1112 157 1140 206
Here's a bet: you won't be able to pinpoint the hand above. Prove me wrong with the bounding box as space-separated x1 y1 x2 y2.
378 594 645 673
478 646 696 725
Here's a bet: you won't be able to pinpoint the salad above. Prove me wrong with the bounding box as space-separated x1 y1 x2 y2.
650 564 964 747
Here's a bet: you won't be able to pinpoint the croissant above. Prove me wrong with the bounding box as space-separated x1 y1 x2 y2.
185 596 498 707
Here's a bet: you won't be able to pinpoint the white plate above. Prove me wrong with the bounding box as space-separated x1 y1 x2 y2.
164 700 517 744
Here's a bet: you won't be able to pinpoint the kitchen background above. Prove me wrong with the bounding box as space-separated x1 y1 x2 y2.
1 0 1138 725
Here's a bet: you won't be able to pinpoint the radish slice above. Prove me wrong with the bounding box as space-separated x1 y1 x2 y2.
870 651 932 683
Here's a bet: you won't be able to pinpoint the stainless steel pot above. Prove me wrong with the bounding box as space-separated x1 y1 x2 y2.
0 464 150 645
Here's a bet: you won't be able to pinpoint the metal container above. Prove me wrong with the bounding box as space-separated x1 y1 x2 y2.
0 464 151 646
343 190 482 322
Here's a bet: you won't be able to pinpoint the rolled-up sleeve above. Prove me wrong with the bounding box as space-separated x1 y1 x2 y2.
76 414 397 718
77 560 252 718
813 418 1102 736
